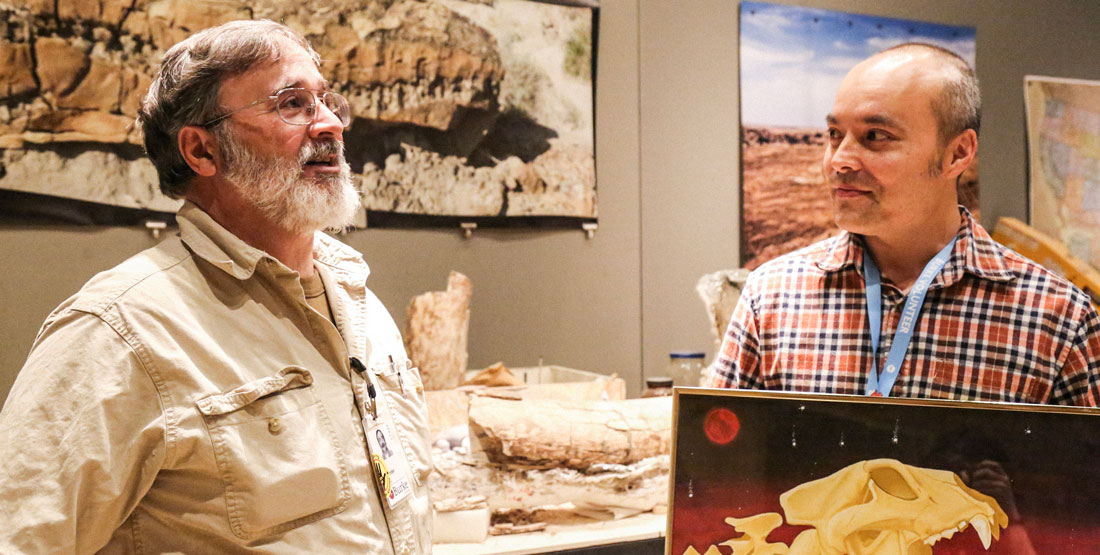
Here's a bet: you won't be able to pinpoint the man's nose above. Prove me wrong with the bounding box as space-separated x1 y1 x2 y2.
827 133 861 174
310 101 345 141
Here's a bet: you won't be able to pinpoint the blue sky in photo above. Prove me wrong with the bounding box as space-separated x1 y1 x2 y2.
740 1 976 128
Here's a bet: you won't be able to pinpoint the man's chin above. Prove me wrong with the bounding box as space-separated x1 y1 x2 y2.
832 200 863 226
266 185 358 235
833 210 882 236
313 182 361 232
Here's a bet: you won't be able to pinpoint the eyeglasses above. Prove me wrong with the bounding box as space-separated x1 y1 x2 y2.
201 87 351 128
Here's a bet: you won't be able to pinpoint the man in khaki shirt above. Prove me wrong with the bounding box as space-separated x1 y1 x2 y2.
0 20 432 553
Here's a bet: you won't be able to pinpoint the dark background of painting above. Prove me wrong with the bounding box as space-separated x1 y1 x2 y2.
670 390 1100 554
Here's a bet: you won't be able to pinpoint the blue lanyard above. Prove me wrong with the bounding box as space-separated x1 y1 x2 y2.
863 237 956 397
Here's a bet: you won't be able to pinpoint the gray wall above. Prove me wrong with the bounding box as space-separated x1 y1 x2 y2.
4 0 1100 402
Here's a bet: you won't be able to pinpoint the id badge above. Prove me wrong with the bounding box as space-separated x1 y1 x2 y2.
366 419 413 509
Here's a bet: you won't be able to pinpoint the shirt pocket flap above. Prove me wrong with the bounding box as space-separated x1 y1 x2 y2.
196 367 314 417
193 366 350 539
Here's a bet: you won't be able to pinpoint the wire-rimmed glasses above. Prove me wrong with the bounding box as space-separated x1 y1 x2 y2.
201 87 351 128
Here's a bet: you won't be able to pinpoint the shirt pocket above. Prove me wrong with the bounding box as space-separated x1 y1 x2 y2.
195 366 352 540
373 361 433 487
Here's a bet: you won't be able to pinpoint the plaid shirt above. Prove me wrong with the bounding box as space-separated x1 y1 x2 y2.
708 208 1100 406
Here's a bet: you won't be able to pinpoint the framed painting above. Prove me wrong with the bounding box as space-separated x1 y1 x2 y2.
668 389 1100 554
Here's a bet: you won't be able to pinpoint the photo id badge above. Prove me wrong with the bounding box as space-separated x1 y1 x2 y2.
366 419 413 509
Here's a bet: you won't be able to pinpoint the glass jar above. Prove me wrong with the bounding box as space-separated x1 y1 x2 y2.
641 376 674 398
668 351 706 387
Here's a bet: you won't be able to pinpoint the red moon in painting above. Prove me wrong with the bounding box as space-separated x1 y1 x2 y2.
703 407 740 445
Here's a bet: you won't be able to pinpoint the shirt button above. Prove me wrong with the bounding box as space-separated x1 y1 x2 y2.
400 547 410 555
268 418 283 434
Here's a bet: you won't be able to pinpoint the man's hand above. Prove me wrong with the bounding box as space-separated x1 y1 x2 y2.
960 459 1021 522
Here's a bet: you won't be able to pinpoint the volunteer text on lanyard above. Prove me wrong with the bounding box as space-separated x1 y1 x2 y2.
862 236 956 397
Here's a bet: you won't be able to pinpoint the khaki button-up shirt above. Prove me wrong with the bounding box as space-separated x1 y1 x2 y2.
0 202 432 553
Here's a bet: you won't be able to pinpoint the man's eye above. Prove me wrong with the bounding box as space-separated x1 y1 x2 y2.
866 130 888 141
279 92 308 110
827 128 841 140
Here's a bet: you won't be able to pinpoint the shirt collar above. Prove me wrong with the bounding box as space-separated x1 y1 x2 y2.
313 231 370 280
815 229 862 273
177 201 369 281
814 206 1016 286
178 201 267 280
945 207 1015 284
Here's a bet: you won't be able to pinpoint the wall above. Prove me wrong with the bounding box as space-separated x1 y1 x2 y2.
4 0 1100 403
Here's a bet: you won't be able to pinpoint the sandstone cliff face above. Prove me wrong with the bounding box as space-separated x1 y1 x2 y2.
0 0 595 221
0 0 501 147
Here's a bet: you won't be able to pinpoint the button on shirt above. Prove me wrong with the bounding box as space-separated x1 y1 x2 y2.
0 202 433 553
708 208 1100 405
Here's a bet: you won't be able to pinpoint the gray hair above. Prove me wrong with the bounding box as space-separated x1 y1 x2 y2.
138 20 320 198
877 43 981 146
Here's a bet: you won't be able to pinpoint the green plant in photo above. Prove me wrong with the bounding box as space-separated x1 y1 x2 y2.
563 24 591 80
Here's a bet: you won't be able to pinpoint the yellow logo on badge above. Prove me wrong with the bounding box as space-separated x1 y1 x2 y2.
372 453 391 496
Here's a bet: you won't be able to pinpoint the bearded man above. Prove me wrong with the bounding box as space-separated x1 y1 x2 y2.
709 43 1100 405
0 20 432 553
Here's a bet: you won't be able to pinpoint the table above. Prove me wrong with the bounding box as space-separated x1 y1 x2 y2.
435 511 666 555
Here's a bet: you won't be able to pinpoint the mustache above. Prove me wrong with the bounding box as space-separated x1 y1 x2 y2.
827 170 878 188
299 139 345 164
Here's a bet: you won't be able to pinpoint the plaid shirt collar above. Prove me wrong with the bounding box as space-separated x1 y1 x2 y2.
814 207 1016 288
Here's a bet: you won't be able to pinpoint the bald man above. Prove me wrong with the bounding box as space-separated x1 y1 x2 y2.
709 43 1100 405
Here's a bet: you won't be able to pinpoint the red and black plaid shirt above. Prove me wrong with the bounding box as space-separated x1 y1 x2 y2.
708 208 1100 406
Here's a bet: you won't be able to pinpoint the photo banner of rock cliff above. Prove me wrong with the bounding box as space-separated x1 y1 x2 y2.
0 0 598 228
738 2 976 269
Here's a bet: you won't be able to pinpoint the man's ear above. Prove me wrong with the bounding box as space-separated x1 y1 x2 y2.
943 128 977 181
178 125 219 177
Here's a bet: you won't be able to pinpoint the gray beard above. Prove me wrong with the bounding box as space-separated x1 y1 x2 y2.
214 123 360 235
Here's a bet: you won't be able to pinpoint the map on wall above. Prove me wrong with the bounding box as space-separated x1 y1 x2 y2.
1025 76 1100 272
738 1 977 269
0 0 597 228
